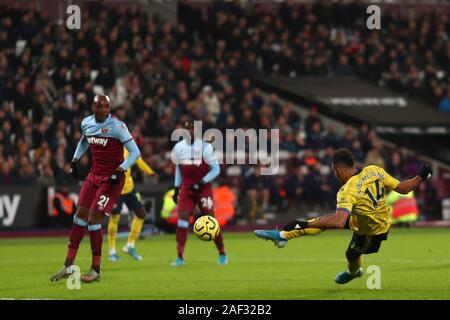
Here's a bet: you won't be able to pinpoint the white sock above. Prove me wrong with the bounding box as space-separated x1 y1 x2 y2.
127 242 135 249
109 249 116 255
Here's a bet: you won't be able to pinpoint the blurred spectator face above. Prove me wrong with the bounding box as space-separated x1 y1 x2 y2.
24 125 32 135
226 115 235 126
327 125 336 135
1 162 10 175
392 152 401 165
352 139 361 150
344 127 354 140
21 164 35 177
43 165 53 177
312 122 321 133
339 54 349 66
2 120 11 132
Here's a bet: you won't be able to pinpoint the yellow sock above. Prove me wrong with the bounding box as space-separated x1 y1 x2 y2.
280 218 324 240
127 216 144 247
348 256 363 275
108 214 120 254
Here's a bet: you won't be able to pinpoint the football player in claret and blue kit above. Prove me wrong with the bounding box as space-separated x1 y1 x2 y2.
50 94 140 283
171 120 227 267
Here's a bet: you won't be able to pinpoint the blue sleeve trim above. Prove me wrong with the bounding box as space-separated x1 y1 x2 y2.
175 165 182 187
120 139 141 171
202 162 220 184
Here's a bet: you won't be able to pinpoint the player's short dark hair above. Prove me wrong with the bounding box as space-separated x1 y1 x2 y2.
332 148 355 168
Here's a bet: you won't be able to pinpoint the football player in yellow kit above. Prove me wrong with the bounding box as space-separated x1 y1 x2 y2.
108 147 157 261
255 148 432 284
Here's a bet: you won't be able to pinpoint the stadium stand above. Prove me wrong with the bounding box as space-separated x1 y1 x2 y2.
0 1 449 227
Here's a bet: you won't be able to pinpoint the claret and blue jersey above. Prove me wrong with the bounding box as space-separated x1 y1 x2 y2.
77 114 135 176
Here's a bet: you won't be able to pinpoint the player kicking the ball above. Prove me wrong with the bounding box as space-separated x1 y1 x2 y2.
50 94 140 283
255 148 432 284
170 120 227 266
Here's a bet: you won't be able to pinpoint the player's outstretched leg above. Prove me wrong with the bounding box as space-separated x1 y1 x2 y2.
214 232 228 265
254 229 288 248
108 213 121 261
171 218 189 266
335 249 364 284
254 218 324 248
50 211 88 282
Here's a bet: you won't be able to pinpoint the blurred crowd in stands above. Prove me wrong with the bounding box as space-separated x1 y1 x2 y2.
0 2 446 220
180 1 450 114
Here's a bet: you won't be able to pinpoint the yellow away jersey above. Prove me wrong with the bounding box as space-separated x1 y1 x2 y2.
336 165 400 235
122 148 155 195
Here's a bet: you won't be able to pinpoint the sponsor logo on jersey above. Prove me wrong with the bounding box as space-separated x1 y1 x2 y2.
87 136 108 147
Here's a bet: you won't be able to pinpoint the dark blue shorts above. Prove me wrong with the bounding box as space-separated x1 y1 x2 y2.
111 189 144 214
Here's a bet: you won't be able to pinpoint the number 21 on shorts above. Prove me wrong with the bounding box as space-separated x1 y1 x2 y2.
97 195 110 210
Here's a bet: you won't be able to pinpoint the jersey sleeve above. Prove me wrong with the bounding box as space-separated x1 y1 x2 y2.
172 143 180 164
336 183 358 214
113 121 133 143
380 167 400 190
203 143 218 165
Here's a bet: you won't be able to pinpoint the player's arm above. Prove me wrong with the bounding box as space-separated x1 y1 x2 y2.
191 143 220 191
172 144 182 204
200 162 220 184
72 134 89 161
70 134 88 178
284 209 350 231
394 164 433 194
120 139 140 172
284 185 356 231
108 122 140 184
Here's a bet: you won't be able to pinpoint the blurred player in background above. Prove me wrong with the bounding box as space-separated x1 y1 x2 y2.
255 148 432 284
108 147 158 261
171 120 227 266
50 94 140 283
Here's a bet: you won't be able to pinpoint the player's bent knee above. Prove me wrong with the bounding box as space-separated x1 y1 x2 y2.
134 208 146 220
88 210 104 225
75 206 90 221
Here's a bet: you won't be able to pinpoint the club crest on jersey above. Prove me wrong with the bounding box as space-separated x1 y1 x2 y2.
87 136 108 147
101 127 109 134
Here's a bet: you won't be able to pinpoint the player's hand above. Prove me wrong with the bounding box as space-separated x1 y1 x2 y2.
173 187 179 204
70 160 80 179
109 168 124 185
418 164 432 181
283 219 309 231
191 181 204 192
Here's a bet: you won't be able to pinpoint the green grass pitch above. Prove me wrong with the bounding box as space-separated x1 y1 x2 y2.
1 228 449 300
